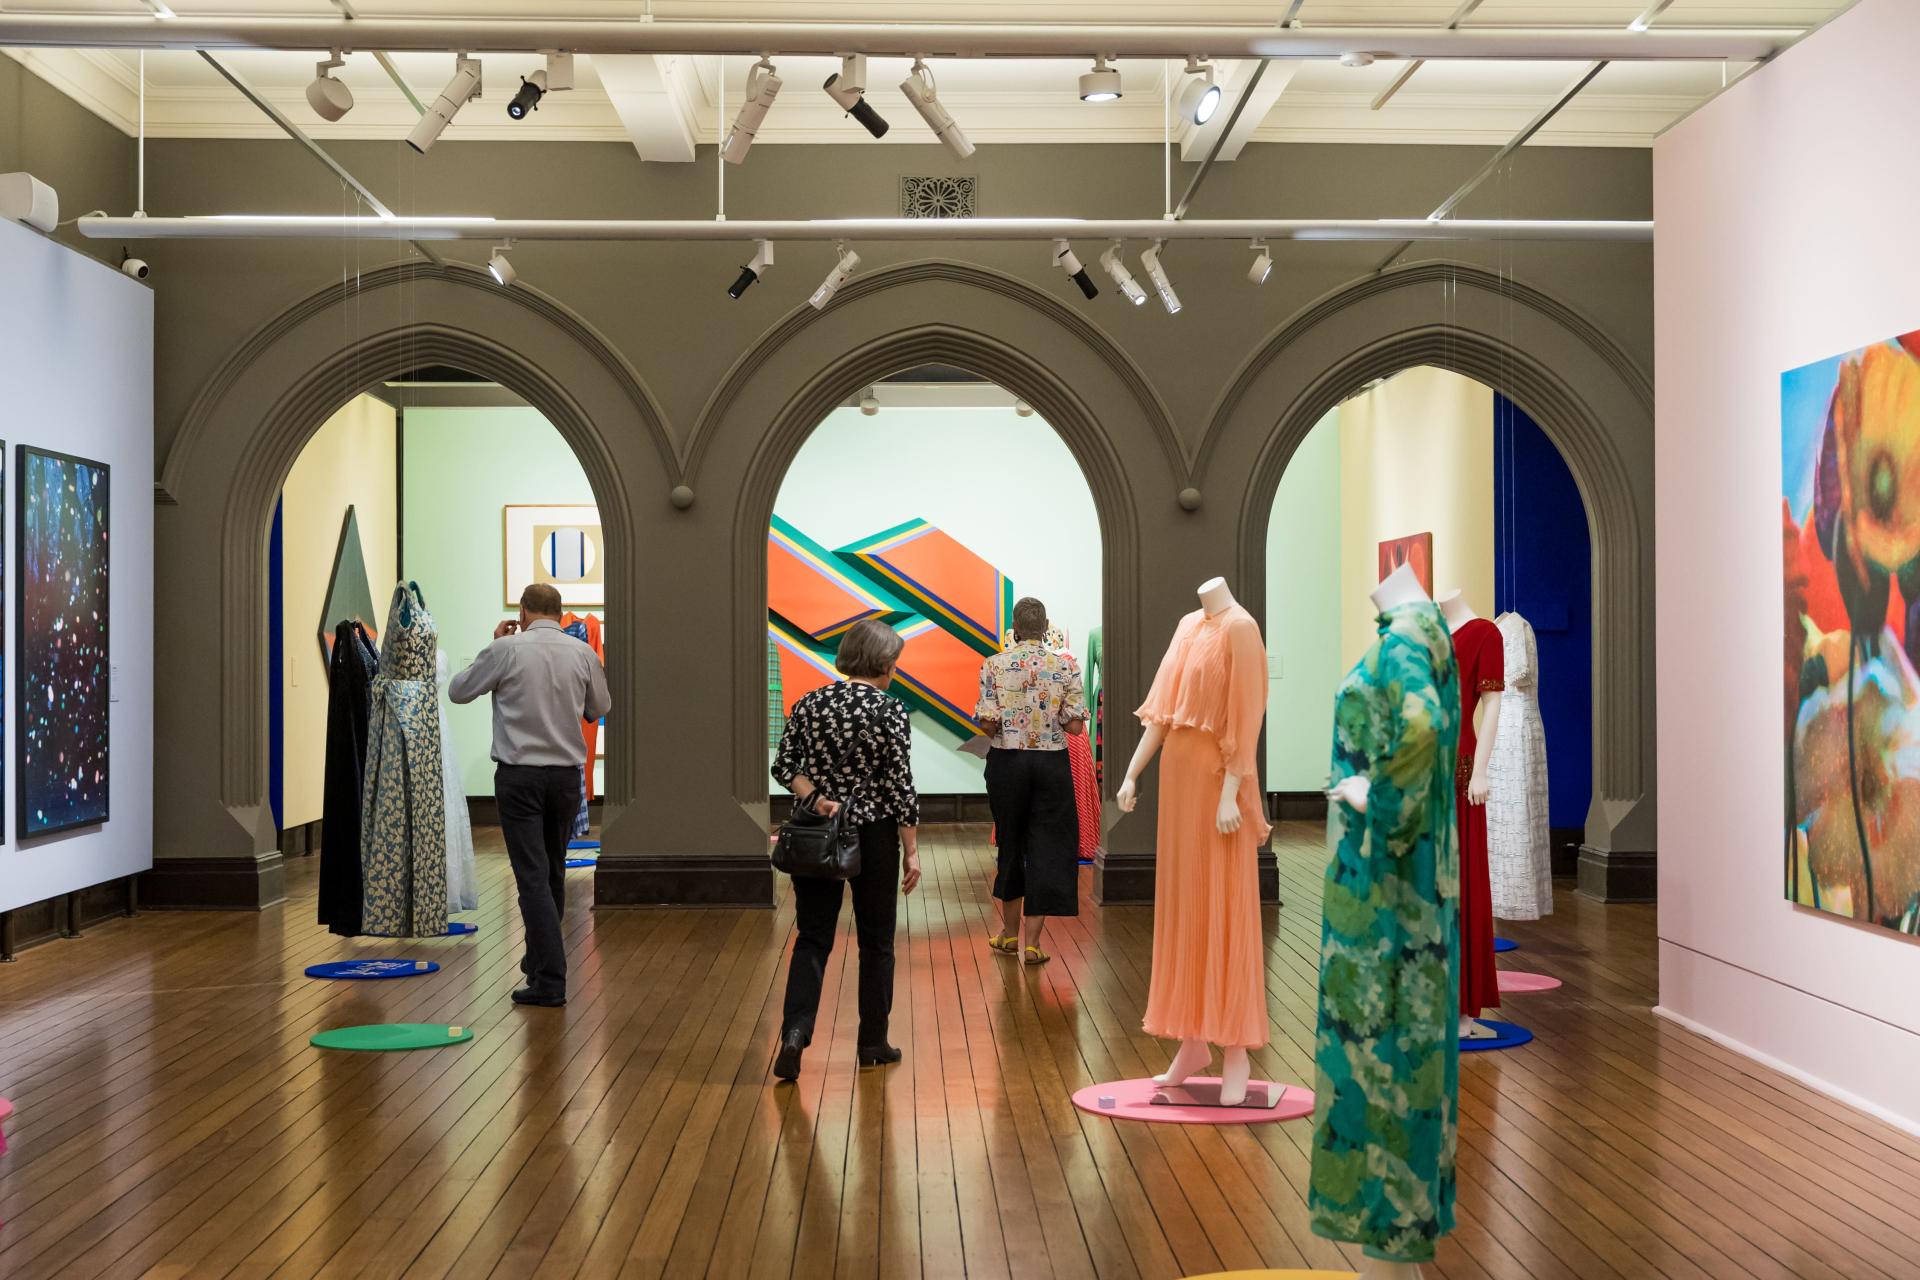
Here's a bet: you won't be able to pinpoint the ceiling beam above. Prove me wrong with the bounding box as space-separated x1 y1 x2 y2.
77 214 1653 243
592 54 700 163
1178 58 1300 161
0 17 1799 62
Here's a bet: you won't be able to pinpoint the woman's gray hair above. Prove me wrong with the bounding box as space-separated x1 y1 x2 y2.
835 617 906 678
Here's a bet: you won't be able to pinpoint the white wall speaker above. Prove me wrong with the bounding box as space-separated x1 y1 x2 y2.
0 173 59 234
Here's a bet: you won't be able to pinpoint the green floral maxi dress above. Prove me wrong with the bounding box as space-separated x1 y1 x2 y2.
1309 601 1462 1263
361 582 450 938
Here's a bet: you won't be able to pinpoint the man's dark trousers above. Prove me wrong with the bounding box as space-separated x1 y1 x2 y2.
496 763 581 997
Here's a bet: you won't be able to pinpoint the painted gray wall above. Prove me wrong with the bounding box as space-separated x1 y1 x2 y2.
0 57 135 266
17 59 1655 905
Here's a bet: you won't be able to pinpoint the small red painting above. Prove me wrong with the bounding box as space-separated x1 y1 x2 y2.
1378 531 1434 596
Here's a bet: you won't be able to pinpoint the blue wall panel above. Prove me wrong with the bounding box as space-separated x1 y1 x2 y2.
1494 395 1592 830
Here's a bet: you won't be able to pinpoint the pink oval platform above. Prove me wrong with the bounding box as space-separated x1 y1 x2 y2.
1498 970 1563 994
1071 1077 1314 1126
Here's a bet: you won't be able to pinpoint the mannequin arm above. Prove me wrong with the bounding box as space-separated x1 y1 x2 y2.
1114 722 1168 813
1216 771 1244 834
1467 690 1500 804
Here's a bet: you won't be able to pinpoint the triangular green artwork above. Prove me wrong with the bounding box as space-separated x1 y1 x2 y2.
318 504 380 663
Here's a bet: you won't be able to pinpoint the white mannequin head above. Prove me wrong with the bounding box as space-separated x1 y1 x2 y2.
1197 576 1236 616
1435 589 1477 632
1371 562 1430 613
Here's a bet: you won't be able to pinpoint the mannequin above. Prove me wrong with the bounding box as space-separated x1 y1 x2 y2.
1117 575 1269 1105
1310 558 1457 1280
1437 589 1502 1041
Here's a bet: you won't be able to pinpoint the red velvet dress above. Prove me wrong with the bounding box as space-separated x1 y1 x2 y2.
1452 616 1505 1018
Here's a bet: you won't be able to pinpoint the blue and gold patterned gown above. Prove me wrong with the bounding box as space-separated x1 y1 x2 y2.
361 582 449 938
1309 601 1461 1263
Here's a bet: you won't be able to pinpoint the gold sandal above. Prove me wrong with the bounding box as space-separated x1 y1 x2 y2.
1023 945 1050 966
988 934 1018 955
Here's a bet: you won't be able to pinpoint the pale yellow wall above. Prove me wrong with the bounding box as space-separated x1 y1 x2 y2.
1337 366 1495 667
280 395 398 827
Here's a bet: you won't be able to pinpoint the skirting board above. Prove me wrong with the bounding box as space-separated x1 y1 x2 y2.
1656 939 1920 1139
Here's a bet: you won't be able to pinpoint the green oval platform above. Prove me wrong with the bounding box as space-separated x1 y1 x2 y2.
311 1023 473 1051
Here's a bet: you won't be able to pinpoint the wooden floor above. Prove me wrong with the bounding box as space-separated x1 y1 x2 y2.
2 824 1918 1279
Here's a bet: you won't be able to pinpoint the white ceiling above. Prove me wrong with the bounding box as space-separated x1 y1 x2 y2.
6 2 1852 153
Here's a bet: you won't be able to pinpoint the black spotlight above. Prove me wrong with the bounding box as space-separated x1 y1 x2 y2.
507 70 547 120
729 240 775 299
823 55 890 139
1052 240 1100 301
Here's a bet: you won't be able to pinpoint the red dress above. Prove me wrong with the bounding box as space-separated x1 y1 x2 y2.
1452 616 1505 1018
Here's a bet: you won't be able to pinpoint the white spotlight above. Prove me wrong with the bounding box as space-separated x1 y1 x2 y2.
1247 240 1272 284
809 243 861 310
725 58 782 165
1175 59 1221 126
1099 244 1147 306
729 240 774 299
1140 241 1181 314
1052 239 1099 301
900 60 973 159
487 242 516 287
859 389 880 416
407 54 482 154
823 54 889 139
1079 56 1122 102
306 51 354 122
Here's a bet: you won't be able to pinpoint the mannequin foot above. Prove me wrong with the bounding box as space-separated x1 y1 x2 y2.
1357 1259 1424 1279
1154 1038 1211 1087
1219 1047 1250 1106
1460 1014 1499 1041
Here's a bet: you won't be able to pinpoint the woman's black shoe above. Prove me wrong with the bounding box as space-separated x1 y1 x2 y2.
773 1029 806 1081
856 1043 902 1068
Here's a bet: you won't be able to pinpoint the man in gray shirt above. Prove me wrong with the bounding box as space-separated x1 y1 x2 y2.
450 582 611 1007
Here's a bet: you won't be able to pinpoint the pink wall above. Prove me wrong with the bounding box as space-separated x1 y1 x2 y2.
1655 0 1920 1132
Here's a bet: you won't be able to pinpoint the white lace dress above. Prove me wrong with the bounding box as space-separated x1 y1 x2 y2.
437 651 478 914
1487 612 1553 920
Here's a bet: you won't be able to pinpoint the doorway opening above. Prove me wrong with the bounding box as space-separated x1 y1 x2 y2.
1263 365 1594 868
766 366 1106 831
269 366 609 853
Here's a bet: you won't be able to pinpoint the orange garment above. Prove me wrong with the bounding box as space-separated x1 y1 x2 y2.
1138 603 1271 1049
562 612 605 803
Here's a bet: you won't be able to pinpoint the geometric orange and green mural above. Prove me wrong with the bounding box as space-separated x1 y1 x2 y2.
768 516 1014 739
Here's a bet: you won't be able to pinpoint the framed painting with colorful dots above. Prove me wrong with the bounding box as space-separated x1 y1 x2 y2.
17 446 110 838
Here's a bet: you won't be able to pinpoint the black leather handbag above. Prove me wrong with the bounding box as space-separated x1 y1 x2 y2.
771 791 863 880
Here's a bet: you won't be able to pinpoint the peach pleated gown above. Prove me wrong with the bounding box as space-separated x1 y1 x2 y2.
1138 604 1272 1049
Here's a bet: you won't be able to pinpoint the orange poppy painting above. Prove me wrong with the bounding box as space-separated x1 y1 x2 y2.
1378 532 1434 598
1782 328 1920 933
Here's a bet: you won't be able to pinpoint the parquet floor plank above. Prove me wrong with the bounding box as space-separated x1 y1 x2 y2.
0 821 1909 1279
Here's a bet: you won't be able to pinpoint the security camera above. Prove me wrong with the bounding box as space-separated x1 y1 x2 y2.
120 253 150 280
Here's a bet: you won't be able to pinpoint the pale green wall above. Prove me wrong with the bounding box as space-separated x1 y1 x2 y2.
1265 409 1344 790
774 404 1101 795
402 405 599 798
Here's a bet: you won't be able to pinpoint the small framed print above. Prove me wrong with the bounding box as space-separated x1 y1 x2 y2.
504 504 603 608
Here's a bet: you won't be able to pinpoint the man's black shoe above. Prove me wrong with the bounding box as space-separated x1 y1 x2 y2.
512 986 565 1007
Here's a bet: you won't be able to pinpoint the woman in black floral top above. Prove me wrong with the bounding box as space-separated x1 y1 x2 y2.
770 618 921 1081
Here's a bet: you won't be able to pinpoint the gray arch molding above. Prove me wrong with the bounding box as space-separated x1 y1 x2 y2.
152 251 1652 911
156 265 660 909
726 322 1145 806
1219 262 1655 873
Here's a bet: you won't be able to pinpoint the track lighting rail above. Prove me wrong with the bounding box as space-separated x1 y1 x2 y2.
0 16 1797 62
77 215 1652 244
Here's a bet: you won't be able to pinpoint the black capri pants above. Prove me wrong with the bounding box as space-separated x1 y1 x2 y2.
985 747 1081 917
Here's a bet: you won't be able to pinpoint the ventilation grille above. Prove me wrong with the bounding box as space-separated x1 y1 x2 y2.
901 176 977 218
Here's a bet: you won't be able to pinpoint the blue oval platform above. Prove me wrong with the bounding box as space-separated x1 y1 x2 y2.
565 857 597 868
305 959 439 980
568 839 600 851
1493 937 1518 953
443 922 479 936
1460 1019 1533 1052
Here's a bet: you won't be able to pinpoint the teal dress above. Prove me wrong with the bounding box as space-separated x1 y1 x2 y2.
1309 601 1462 1263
